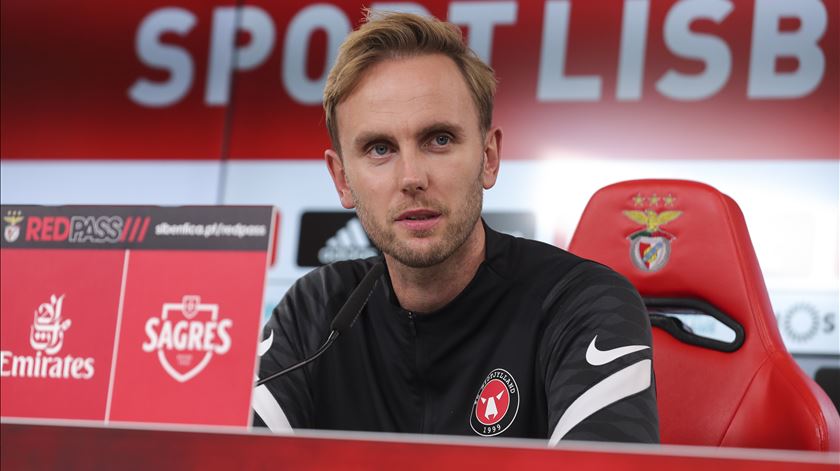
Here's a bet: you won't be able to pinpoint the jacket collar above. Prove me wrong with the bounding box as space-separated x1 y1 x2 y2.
380 218 512 313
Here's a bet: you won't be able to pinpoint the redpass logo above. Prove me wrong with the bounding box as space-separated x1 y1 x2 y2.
22 215 150 243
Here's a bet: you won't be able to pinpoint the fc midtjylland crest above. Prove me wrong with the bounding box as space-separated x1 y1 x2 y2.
470 368 519 437
623 193 682 272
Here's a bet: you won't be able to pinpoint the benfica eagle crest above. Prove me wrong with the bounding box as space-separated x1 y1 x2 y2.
623 193 682 272
3 210 23 243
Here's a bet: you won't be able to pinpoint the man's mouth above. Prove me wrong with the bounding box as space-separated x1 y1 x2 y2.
396 209 441 221
394 209 443 232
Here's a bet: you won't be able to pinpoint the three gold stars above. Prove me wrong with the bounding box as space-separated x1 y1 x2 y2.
629 193 677 208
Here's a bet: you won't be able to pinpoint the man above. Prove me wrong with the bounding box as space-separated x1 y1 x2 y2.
254 11 658 444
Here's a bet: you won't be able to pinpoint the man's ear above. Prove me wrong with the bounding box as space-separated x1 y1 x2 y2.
481 126 502 190
325 149 356 209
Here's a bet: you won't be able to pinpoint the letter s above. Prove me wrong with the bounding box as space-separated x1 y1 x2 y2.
824 312 835 334
83 358 95 379
129 8 196 107
104 216 122 241
656 0 733 100
142 318 160 352
215 319 233 354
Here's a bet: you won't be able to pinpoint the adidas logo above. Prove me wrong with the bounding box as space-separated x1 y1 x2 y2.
317 217 378 264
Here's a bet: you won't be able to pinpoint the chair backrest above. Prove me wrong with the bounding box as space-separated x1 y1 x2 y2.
569 179 839 451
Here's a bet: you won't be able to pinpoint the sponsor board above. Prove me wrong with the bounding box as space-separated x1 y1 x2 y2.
1 250 124 420
0 206 274 252
1 205 277 427
1 0 836 160
107 250 266 426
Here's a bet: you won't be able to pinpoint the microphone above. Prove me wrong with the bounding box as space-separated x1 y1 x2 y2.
255 262 385 387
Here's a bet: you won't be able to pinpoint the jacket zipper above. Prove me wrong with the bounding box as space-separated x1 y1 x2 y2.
407 311 426 432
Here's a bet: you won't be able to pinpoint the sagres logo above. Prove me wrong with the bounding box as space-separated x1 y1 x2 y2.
1 294 95 379
3 210 24 243
142 295 233 383
470 368 520 437
623 193 682 272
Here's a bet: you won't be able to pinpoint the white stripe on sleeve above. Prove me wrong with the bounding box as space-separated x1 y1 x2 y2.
252 383 294 434
548 359 651 446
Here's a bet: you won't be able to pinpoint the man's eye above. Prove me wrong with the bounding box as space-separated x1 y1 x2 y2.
372 144 390 156
433 135 451 146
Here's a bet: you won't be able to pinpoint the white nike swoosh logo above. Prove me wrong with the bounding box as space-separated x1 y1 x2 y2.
585 335 649 366
257 330 274 357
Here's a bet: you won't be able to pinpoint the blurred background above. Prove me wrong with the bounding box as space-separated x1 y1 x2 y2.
1 0 837 398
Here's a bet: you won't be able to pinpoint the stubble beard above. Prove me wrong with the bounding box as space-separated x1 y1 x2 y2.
351 166 484 269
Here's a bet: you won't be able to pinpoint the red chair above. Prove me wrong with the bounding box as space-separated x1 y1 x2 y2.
569 179 839 451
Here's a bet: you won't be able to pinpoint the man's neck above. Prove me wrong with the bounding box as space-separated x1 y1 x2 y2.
386 220 486 313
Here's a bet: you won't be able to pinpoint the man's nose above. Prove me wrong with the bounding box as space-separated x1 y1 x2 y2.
399 148 429 195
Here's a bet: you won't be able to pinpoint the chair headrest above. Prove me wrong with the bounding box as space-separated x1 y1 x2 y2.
569 179 775 335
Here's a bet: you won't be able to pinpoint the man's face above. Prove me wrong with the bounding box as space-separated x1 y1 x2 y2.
326 54 501 268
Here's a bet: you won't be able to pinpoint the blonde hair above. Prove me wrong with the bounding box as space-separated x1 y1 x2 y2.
323 11 497 153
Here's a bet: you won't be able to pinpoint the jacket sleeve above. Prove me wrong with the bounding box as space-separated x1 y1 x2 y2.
539 261 660 444
252 271 332 431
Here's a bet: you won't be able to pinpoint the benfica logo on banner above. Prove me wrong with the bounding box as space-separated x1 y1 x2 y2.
141 295 233 383
3 210 23 243
623 193 682 272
